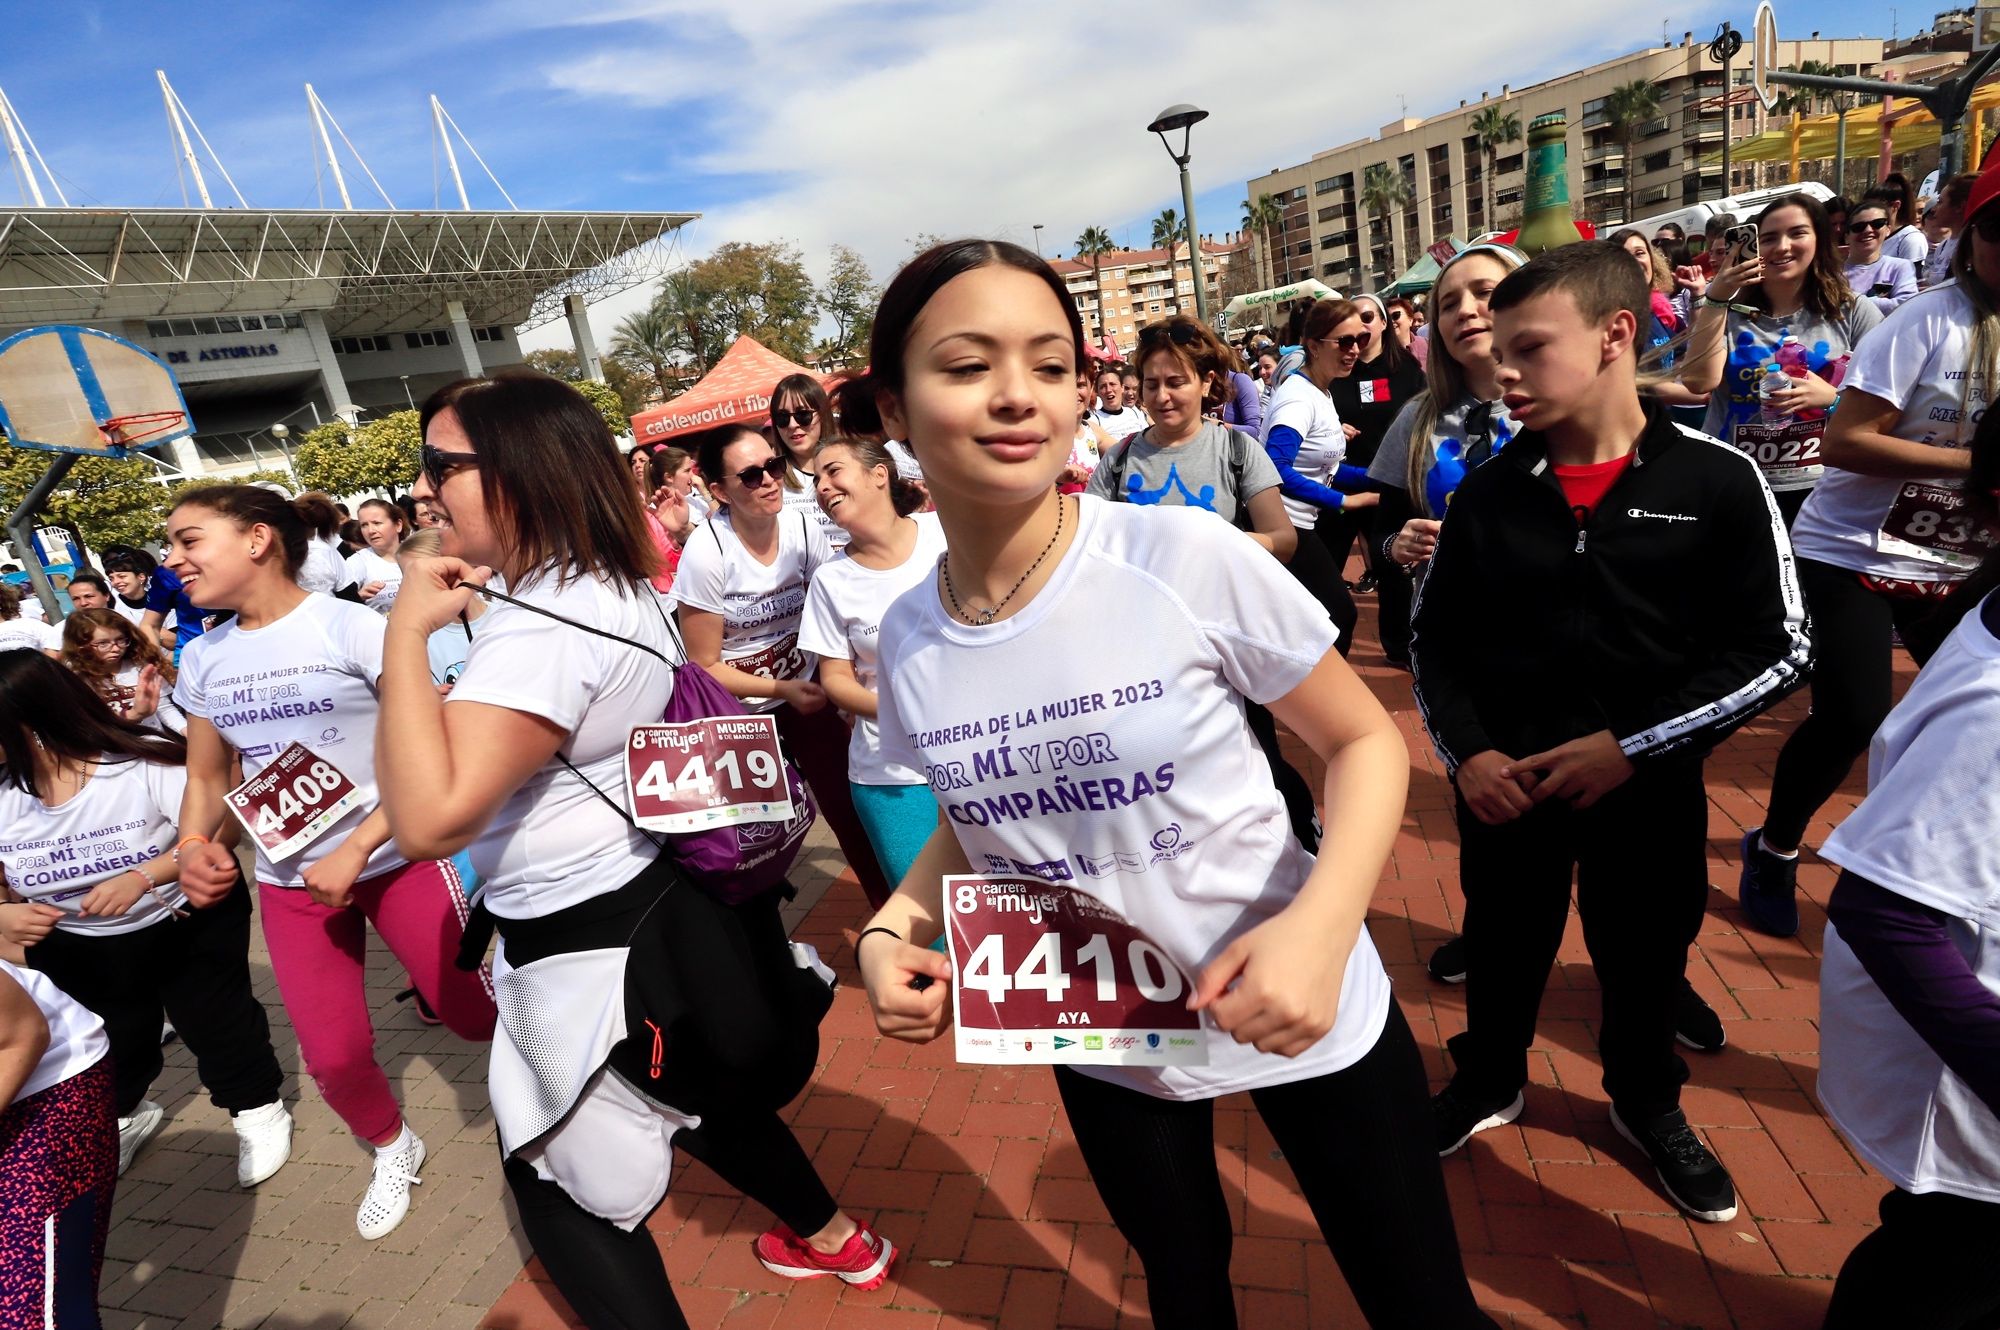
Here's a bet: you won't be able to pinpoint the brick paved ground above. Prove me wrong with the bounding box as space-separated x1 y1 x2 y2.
99 603 1912 1330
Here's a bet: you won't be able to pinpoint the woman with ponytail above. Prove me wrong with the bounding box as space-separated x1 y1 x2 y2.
164 483 495 1241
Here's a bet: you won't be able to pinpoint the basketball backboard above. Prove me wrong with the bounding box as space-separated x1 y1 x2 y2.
0 325 193 458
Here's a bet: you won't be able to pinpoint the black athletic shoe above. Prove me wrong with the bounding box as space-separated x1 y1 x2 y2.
1354 572 1379 594
395 986 443 1027
1611 1105 1738 1222
1737 827 1800 938
1674 978 1726 1052
1433 1082 1523 1156
1428 935 1467 984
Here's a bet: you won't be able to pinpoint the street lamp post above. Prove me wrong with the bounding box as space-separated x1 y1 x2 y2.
269 422 296 484
1033 223 1044 257
399 376 416 411
1147 103 1211 323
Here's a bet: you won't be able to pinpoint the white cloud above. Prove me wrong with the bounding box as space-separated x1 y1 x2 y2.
522 0 1727 352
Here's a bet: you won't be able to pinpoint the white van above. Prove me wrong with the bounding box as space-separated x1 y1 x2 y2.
1631 181 1836 245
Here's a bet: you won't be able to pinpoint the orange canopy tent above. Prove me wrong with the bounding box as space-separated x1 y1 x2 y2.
628 336 828 444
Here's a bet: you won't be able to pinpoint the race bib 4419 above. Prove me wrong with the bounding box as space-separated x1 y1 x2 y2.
945 875 1206 1067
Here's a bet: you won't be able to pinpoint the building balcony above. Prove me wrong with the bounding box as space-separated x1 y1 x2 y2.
1584 142 1626 163
1582 175 1625 196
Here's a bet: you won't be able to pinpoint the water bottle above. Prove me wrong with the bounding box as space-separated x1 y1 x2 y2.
1774 331 1809 379
1759 363 1791 424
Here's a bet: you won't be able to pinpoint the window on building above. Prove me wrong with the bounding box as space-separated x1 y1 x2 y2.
146 321 171 337
1320 234 1342 250
213 316 241 333
283 313 304 329
405 329 453 349
1288 186 1307 201
1315 176 1340 195
239 315 263 330
473 325 506 342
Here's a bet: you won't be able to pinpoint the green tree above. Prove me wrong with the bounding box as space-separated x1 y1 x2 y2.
524 348 581 379
1151 209 1183 312
1361 164 1413 286
1240 194 1283 290
572 379 631 438
654 270 716 380
906 231 948 258
294 411 420 498
1073 226 1115 336
0 442 290 554
1469 105 1522 235
610 304 681 404
1606 79 1663 226
687 241 818 364
818 244 878 362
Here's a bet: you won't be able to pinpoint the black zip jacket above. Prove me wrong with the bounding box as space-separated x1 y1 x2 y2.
1410 402 1810 775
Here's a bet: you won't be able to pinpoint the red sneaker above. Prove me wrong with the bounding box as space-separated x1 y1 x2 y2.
753 1223 895 1290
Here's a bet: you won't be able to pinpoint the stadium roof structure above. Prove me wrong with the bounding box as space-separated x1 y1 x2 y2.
0 206 695 335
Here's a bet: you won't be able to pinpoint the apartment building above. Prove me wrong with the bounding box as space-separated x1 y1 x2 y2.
1245 31 1888 292
1050 237 1248 356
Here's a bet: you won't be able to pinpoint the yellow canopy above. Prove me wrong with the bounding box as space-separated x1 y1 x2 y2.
1701 81 2000 167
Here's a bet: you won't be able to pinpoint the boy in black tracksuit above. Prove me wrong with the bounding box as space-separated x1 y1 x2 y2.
1411 242 1809 1223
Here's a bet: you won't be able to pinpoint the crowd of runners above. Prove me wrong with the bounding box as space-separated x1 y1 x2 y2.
0 153 1997 1330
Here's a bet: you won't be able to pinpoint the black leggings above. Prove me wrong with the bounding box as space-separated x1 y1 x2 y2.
1055 1004 1495 1330
1763 558 1955 849
1824 1188 2000 1330
1244 700 1320 853
1286 519 1358 656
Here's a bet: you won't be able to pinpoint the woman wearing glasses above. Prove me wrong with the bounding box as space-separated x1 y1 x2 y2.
0 651 289 1184
1258 299 1379 656
770 373 845 546
1384 297 1427 368
1842 200 1922 315
675 426 894 908
1735 167 2000 940
164 483 496 1240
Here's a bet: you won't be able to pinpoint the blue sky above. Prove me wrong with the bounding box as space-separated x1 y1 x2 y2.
2 0 1911 343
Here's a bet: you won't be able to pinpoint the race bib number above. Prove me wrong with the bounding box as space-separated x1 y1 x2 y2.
624 716 796 833
226 742 362 861
1731 417 1822 483
728 633 808 684
945 875 1207 1067
1877 481 1997 571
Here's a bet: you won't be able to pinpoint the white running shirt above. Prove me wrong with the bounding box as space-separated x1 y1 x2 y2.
0 757 190 935
1261 372 1347 531
1 959 108 1105
343 548 403 614
671 509 831 713
875 498 1386 1101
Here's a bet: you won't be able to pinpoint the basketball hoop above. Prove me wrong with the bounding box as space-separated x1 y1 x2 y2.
1752 2 1781 113
101 411 189 448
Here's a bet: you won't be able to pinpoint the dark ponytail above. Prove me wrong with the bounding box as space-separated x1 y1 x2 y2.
1937 405 2000 636
169 484 311 575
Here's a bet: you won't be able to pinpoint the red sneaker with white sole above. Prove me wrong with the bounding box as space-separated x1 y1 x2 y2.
753 1223 894 1289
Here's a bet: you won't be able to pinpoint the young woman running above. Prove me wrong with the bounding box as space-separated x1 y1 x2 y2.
770 372 846 546
0 653 290 1181
1814 410 2000 1330
796 436 948 890
1736 171 2000 937
855 239 1493 1330
344 498 410 615
1258 298 1379 654
1870 173 1931 267
1679 193 1882 526
0 958 116 1329
60 608 186 734
166 484 495 1239
675 425 893 908
1331 295 1427 661
378 370 889 1330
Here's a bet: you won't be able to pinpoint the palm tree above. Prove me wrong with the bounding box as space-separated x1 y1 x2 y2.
1606 79 1664 226
1469 105 1522 235
655 269 716 375
1360 164 1413 288
609 304 680 402
1151 208 1183 312
1074 226 1115 337
1240 193 1283 289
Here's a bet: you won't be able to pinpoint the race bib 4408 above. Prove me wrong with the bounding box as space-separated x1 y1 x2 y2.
945 875 1206 1067
226 742 361 861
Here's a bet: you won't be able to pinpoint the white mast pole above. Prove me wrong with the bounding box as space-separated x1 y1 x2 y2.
306 84 352 210
431 95 470 210
159 69 211 208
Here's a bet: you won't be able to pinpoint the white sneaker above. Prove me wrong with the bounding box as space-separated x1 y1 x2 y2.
356 1127 426 1240
117 1100 166 1175
233 1101 294 1187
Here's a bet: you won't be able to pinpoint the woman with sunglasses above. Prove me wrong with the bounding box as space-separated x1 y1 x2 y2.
384 373 891 1327
770 373 846 547
1258 299 1379 656
164 482 496 1240
1869 174 1931 267
1679 192 1882 527
1735 166 2000 940
1384 297 1427 368
59 608 185 734
1332 296 1427 657
675 426 894 908
0 651 292 1184
1843 201 1921 314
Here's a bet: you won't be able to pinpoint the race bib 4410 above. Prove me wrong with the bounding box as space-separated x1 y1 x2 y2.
226 742 361 861
945 875 1206 1067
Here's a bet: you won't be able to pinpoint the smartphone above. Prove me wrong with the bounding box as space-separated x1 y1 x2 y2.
1725 223 1758 260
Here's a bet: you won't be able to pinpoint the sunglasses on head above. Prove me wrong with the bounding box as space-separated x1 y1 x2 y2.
1140 321 1203 348
771 407 816 430
731 455 789 488
421 442 481 488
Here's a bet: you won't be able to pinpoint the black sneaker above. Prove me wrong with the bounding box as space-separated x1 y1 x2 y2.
1434 1082 1523 1156
395 986 443 1027
1354 572 1379 594
1610 1105 1738 1222
1674 978 1726 1053
1428 935 1467 984
1736 827 1800 938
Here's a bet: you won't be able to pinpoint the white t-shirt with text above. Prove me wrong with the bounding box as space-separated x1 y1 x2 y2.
798 512 949 786
174 594 405 888
0 617 61 654
671 509 831 713
343 548 403 614
2 959 107 1105
1261 372 1347 531
0 757 190 935
874 498 1384 1101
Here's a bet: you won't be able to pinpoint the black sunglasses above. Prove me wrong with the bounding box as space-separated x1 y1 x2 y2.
1850 218 1891 233
1386 309 1407 323
1975 213 2000 243
421 442 481 488
771 407 816 429
1140 321 1204 348
731 455 789 488
1332 331 1373 351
